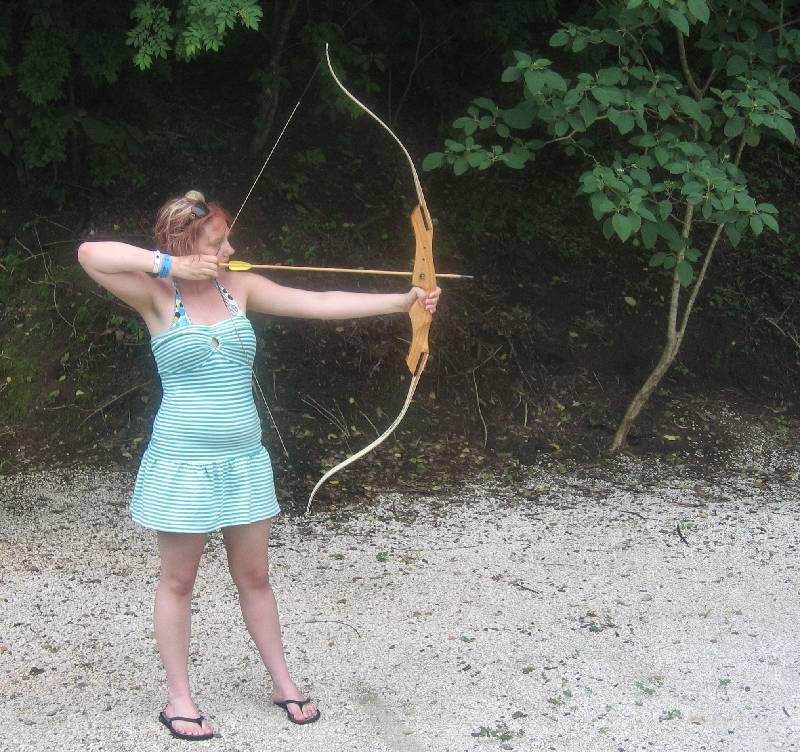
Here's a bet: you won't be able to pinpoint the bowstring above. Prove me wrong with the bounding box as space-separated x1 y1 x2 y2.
215 280 290 459
219 57 324 460
229 57 324 232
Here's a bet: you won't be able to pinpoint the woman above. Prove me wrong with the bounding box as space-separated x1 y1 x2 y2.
78 190 441 740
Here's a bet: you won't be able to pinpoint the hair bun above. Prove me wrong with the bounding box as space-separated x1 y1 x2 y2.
184 189 206 204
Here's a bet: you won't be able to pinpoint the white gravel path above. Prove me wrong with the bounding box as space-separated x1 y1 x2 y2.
1 430 799 752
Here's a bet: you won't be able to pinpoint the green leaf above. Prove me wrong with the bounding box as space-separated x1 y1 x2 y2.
724 117 745 138
624 296 637 307
453 117 477 135
642 222 659 249
572 36 588 53
658 221 683 251
453 157 469 176
614 111 636 135
422 152 444 171
761 213 779 232
501 101 536 130
512 51 532 65
726 55 748 76
725 224 741 247
550 30 570 47
500 151 528 169
473 97 496 111
524 70 547 94
502 67 521 83
597 68 623 86
676 96 711 130
637 206 657 222
676 259 694 287
630 134 657 148
612 213 634 242
579 97 598 127
687 0 710 23
668 9 690 36
648 251 666 267
590 192 615 218
744 127 760 146
772 116 797 144
749 215 763 235
544 71 567 92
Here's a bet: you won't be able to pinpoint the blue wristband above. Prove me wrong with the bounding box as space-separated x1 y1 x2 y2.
158 253 172 278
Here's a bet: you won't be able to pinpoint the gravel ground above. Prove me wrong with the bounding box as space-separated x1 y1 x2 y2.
1 425 799 752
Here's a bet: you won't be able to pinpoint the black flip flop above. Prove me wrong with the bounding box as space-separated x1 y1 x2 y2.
273 698 321 725
158 711 215 741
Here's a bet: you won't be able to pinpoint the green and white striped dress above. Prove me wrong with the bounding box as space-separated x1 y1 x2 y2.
131 282 279 532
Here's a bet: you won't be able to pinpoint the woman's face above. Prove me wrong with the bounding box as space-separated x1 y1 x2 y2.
198 214 235 262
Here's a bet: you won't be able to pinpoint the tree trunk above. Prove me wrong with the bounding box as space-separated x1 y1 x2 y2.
609 337 679 451
609 213 729 452
608 34 746 453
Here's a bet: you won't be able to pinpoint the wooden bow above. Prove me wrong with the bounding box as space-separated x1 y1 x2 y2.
305 44 438 512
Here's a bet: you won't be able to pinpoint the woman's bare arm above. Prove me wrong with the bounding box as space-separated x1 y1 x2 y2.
77 241 220 329
241 272 418 319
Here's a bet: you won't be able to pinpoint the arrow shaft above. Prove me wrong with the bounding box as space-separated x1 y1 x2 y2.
222 262 471 280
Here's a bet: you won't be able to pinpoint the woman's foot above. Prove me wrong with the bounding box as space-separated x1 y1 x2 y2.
271 683 320 724
162 698 215 738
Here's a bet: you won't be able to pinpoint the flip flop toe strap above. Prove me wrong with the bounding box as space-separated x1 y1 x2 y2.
277 699 311 709
166 715 205 725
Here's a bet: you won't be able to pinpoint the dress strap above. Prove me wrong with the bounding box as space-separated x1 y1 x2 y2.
171 280 191 328
215 280 243 317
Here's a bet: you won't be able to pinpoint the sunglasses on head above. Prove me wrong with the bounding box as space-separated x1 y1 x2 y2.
190 202 210 219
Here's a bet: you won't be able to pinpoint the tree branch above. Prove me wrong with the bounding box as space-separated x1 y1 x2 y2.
676 29 703 99
676 222 725 343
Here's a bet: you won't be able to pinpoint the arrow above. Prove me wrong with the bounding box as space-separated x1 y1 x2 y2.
222 260 472 280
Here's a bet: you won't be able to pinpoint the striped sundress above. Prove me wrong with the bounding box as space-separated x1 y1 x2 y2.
131 281 280 533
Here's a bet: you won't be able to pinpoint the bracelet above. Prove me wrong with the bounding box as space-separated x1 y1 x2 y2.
148 250 162 278
158 253 172 278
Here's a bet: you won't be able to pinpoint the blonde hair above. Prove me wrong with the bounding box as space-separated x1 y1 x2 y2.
153 190 232 256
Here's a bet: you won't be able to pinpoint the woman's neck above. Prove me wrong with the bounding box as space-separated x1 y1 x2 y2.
176 278 216 296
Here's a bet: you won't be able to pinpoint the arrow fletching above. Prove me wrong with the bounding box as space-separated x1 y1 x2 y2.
226 260 252 271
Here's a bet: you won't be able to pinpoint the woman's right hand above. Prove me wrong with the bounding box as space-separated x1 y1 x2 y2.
170 254 220 280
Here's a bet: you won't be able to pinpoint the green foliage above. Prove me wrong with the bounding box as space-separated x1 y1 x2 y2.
0 1 263 191
426 0 799 287
128 0 263 69
0 2 146 189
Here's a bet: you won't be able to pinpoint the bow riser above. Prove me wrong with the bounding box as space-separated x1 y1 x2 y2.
406 204 435 374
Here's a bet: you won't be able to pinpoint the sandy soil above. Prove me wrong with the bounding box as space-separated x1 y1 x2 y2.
1 422 798 752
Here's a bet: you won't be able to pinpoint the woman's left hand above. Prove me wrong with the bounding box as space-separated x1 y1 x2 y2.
408 286 442 314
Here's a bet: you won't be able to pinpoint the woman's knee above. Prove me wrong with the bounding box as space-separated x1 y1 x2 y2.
158 568 199 597
229 562 270 592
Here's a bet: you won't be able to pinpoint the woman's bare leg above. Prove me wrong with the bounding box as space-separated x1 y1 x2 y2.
154 531 213 737
222 520 318 722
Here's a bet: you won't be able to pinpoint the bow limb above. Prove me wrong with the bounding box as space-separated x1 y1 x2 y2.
325 44 429 213
305 372 422 513
305 47 438 513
